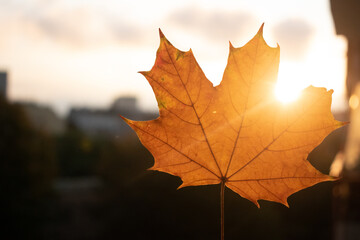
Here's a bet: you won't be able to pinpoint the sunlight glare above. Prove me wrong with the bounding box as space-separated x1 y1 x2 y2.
273 62 305 104
274 62 308 104
275 84 301 103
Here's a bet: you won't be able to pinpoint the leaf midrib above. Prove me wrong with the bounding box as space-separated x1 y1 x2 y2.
163 41 223 179
224 35 260 178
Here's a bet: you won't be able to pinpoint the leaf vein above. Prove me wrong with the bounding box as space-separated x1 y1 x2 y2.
131 121 220 178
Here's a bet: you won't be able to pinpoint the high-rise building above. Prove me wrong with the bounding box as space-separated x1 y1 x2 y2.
0 72 7 98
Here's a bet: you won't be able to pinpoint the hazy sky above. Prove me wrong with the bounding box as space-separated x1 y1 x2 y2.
0 0 347 115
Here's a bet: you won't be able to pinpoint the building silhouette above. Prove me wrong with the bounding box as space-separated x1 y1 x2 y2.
0 72 7 98
19 102 66 135
68 96 158 138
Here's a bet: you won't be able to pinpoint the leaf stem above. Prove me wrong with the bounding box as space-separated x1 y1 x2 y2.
221 180 225 240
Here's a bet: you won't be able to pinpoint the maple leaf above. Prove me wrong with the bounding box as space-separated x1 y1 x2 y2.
121 25 345 207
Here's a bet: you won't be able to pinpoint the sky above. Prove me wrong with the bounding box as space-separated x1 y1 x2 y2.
0 0 348 116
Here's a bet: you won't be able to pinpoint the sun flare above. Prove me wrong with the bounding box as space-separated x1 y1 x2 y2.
274 63 307 104
274 83 301 104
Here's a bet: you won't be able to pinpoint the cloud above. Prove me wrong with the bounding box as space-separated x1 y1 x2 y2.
25 6 143 47
167 6 256 43
0 1 147 48
272 19 314 60
25 8 99 45
1 2 257 49
107 18 148 45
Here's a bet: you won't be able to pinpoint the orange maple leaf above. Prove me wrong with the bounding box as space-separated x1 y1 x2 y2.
121 25 345 207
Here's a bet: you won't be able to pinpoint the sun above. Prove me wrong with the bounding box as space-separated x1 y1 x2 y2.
274 63 306 104
274 83 301 104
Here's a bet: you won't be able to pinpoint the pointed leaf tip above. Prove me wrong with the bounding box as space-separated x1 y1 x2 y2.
330 176 341 181
119 115 128 122
258 23 265 35
229 41 234 51
341 121 350 126
138 71 149 76
159 28 165 39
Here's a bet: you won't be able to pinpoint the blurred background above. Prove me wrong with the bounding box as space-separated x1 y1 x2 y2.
0 0 359 239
